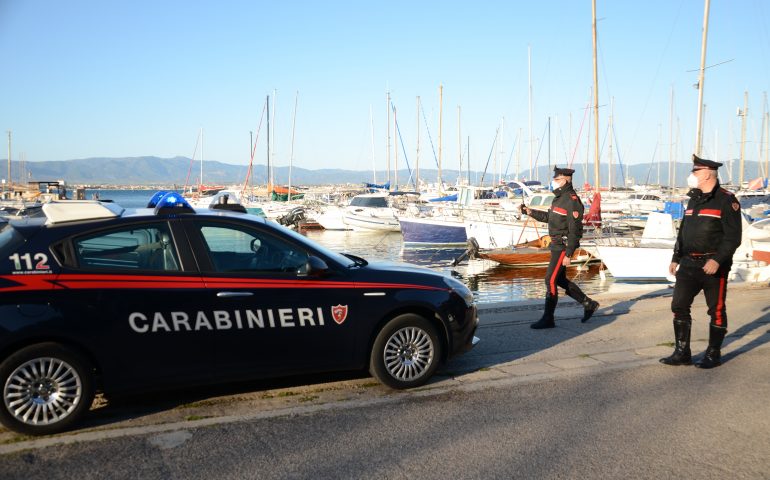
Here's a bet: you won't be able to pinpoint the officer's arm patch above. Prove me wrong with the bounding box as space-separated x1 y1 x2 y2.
732 201 740 211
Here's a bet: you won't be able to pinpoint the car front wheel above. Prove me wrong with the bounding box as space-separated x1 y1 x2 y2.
370 314 443 389
0 343 95 436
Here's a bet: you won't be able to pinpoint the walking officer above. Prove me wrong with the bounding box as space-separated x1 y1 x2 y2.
661 155 742 368
520 166 599 329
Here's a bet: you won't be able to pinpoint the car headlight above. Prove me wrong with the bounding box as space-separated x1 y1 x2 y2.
443 276 474 306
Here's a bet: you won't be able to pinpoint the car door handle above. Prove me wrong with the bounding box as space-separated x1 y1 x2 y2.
216 291 254 298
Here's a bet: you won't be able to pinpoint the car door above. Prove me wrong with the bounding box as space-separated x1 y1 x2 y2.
182 217 358 379
57 220 213 391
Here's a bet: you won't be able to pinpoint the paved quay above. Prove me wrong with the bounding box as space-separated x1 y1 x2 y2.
1 282 769 455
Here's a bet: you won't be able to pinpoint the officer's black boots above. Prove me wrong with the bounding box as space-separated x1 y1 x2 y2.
695 325 727 369
660 320 692 365
531 295 557 329
581 298 599 323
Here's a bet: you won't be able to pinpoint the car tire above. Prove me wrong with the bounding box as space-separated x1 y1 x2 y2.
0 343 95 436
369 314 442 389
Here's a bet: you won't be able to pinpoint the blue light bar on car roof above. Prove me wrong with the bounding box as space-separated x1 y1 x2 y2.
147 190 171 208
152 192 195 215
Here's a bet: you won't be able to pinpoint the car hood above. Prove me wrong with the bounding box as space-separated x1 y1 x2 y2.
352 260 449 285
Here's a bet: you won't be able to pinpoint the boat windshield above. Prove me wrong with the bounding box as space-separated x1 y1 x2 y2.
350 196 388 208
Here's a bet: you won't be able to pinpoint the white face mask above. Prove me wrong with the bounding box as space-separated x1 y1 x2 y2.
551 180 562 190
686 173 700 189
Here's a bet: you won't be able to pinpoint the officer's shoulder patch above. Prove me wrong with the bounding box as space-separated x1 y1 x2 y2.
732 201 740 211
573 211 579 218
570 194 578 200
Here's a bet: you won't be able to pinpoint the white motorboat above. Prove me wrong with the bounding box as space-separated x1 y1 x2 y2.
342 193 400 232
594 212 677 282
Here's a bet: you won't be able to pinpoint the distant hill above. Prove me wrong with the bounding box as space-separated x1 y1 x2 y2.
1 156 765 187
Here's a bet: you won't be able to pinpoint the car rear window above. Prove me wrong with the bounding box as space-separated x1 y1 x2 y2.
73 224 180 271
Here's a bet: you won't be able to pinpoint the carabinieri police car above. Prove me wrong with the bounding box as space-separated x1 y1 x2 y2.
0 192 478 435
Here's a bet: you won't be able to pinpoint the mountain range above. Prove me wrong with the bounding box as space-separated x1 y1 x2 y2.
2 156 765 187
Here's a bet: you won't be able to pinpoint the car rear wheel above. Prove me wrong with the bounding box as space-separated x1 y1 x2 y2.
0 343 94 436
370 314 442 389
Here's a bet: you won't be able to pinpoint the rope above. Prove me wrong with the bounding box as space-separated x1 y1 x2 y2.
241 99 268 197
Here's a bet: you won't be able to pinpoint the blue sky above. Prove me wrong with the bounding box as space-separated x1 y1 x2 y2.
1 0 769 182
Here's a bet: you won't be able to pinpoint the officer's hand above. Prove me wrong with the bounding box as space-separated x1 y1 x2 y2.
703 259 720 275
519 204 528 215
668 262 678 276
562 256 572 267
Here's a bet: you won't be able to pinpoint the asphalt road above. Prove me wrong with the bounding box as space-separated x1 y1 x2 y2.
2 349 769 479
1 286 769 479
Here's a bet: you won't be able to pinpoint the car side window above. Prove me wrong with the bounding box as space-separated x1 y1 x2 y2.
198 224 309 274
73 224 180 271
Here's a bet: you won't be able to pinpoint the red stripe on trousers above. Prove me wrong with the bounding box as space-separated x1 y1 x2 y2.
715 273 726 326
550 251 566 295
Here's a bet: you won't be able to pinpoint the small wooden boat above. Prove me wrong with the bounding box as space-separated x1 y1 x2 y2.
476 236 598 268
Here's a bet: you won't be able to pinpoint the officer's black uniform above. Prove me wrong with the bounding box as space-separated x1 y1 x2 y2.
524 166 599 329
661 155 742 369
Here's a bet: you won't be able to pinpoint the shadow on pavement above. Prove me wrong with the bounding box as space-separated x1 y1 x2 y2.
721 304 770 364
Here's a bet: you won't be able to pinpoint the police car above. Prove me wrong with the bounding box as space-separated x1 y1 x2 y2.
0 192 478 435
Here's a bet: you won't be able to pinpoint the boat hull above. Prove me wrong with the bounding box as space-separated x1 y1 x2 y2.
479 247 597 267
399 217 467 246
596 245 673 282
465 220 545 249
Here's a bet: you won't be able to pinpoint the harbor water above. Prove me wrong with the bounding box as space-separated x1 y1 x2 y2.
89 189 615 304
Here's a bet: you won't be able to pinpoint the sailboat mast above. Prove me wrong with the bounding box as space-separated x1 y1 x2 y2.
591 0 600 190
739 91 748 187
6 131 11 192
266 95 271 191
288 91 298 202
370 105 377 184
271 89 277 189
438 83 443 193
528 45 534 182
386 91 391 187
457 105 462 185
657 124 662 185
608 98 614 190
500 117 505 184
517 127 522 181
765 94 770 178
200 128 203 191
694 0 711 156
394 104 398 190
669 86 675 189
416 96 420 190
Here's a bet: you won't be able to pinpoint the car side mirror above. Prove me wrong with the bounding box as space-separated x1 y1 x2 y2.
301 255 329 276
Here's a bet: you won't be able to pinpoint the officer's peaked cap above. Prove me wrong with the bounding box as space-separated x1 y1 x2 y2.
553 166 575 178
692 154 722 171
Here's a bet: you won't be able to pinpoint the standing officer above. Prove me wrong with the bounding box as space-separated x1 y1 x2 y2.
520 166 599 329
661 155 742 368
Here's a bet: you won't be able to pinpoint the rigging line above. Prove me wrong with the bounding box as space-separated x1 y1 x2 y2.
613 127 627 186
392 103 415 189
684 58 734 72
503 134 519 178
532 119 550 172
621 0 686 162
183 132 201 193
568 100 591 169
644 140 659 185
419 102 441 169
479 127 500 186
241 99 268 196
